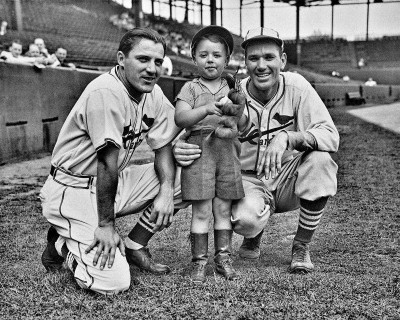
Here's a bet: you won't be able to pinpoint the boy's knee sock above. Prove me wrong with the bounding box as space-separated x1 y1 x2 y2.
294 197 328 244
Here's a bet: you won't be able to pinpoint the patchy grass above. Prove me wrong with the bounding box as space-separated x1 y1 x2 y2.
1 104 399 319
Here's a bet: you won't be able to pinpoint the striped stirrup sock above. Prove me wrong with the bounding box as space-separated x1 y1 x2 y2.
294 197 328 243
128 206 156 246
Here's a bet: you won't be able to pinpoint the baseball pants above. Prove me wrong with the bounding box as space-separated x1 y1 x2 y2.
40 163 184 295
231 151 338 238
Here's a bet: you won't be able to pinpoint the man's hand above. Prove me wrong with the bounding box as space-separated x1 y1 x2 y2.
173 132 201 167
149 187 174 232
85 224 125 270
257 131 288 180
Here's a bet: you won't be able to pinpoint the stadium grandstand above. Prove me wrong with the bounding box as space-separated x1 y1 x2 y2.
1 0 400 164
0 0 399 81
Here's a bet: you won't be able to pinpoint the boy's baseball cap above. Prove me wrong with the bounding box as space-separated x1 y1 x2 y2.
191 25 234 55
241 27 284 50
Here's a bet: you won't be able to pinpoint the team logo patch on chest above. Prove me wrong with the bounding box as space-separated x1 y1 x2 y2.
239 113 294 145
122 115 154 149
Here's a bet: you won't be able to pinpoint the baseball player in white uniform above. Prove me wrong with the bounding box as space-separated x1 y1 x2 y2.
173 27 339 273
40 28 185 295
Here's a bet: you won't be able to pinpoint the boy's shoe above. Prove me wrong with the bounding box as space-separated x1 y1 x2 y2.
126 247 171 275
238 230 264 260
41 226 65 272
289 241 314 273
190 261 207 284
215 258 238 280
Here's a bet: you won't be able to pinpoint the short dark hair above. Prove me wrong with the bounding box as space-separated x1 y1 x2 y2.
12 39 22 46
118 28 166 56
244 39 283 58
191 34 230 61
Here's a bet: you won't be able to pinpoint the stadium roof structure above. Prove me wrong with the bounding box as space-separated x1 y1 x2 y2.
240 0 400 65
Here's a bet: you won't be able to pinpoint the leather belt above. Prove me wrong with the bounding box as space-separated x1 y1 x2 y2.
241 169 257 175
50 165 95 189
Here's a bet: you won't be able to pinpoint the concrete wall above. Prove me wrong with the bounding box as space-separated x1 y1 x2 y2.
1 63 399 164
0 63 102 164
0 63 189 164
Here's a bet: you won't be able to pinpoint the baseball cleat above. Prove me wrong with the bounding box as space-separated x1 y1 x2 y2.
238 230 264 260
288 241 314 274
41 226 64 272
126 247 171 275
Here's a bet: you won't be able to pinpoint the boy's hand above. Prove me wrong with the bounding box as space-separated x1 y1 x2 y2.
203 102 222 117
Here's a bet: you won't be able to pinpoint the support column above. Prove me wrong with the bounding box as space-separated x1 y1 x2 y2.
210 0 217 25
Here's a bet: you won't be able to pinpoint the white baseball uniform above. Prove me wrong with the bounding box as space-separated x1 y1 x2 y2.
40 66 183 294
231 72 339 238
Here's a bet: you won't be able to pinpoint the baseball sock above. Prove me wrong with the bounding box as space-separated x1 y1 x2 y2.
294 197 328 244
127 206 181 249
127 206 155 249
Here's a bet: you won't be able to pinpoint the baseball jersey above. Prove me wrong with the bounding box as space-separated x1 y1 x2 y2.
51 66 181 176
175 78 229 132
239 71 340 172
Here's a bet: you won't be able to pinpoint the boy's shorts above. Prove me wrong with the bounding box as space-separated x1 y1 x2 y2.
181 129 244 201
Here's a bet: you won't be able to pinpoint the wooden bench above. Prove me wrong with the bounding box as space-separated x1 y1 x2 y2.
345 92 366 106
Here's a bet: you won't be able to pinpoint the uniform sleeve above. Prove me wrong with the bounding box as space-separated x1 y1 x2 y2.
174 81 194 107
146 88 182 150
84 89 125 151
291 80 340 152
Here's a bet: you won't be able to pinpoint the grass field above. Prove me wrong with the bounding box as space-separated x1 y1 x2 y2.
1 104 399 319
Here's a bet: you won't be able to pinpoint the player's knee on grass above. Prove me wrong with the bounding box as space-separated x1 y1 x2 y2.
74 248 131 295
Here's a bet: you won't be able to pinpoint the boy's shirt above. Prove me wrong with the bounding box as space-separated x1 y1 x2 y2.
175 78 229 132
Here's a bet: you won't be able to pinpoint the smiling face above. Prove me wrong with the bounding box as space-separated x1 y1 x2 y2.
194 38 228 81
245 41 287 103
55 48 67 62
28 44 40 57
10 42 22 58
117 38 164 100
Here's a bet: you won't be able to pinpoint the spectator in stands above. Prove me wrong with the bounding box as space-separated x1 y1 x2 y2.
161 55 173 76
1 39 45 66
0 20 7 36
1 40 22 62
49 47 76 69
365 77 377 86
173 27 339 274
34 38 51 59
24 43 41 58
358 58 365 69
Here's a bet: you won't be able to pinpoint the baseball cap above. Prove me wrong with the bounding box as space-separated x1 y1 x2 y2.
241 27 284 50
191 25 234 56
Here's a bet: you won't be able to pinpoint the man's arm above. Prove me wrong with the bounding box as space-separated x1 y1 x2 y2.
85 143 125 269
257 82 339 180
149 143 176 231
